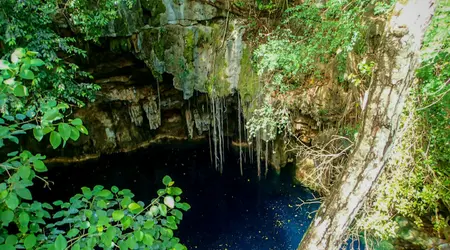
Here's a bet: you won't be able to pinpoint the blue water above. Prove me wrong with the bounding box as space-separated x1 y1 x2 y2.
36 141 322 250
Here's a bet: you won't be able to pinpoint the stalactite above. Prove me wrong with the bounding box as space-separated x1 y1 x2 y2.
211 95 219 171
256 133 261 179
207 97 213 164
238 94 243 176
157 80 161 120
217 97 225 174
265 140 269 177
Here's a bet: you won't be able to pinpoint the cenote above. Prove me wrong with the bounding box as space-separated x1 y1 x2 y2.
32 141 325 250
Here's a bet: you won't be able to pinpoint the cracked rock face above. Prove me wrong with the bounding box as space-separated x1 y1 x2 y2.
102 0 246 99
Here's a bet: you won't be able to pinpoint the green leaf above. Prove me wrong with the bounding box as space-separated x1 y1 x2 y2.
19 211 30 228
53 200 63 206
143 234 154 246
128 203 142 212
71 243 80 250
58 123 71 141
126 236 137 249
25 110 36 118
0 244 15 250
3 116 14 121
121 216 133 229
24 234 36 249
12 48 26 61
54 235 67 250
16 188 32 200
18 166 31 179
30 59 45 67
143 220 154 229
76 125 88 135
42 203 53 210
33 160 47 172
13 85 28 97
97 189 112 198
19 69 34 80
105 226 116 241
176 202 191 211
162 176 172 186
5 193 19 210
1 210 14 226
7 151 18 157
168 187 183 196
111 186 119 193
171 209 183 220
33 128 44 141
43 109 62 122
5 235 17 245
96 200 107 209
174 243 186 250
0 60 10 70
120 196 131 208
21 124 36 130
15 114 26 120
58 123 72 141
158 204 167 216
69 127 80 141
71 118 83 126
149 205 159 217
66 228 79 238
134 230 144 242
81 187 92 199
50 131 62 149
112 210 124 221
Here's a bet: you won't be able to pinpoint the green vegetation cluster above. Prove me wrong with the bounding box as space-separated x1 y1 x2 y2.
0 0 189 249
247 0 450 247
355 1 450 247
246 0 392 141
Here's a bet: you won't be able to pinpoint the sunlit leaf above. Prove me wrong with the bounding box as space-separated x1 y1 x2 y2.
54 235 67 250
24 234 36 249
112 210 124 221
50 131 62 149
5 193 19 210
33 160 47 172
162 175 172 186
19 69 34 80
13 85 28 97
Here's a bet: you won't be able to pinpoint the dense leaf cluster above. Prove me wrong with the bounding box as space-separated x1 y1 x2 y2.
1 0 190 249
0 50 189 249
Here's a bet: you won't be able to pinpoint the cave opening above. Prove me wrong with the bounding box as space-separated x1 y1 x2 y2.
33 141 319 250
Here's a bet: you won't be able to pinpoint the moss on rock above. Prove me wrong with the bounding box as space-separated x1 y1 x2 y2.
238 46 259 118
141 0 166 26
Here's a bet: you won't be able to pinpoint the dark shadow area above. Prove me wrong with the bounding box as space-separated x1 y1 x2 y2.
33 141 321 250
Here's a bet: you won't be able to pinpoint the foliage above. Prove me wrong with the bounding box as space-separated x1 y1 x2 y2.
246 0 392 141
354 0 450 246
246 99 290 141
254 0 381 85
0 49 189 249
0 0 189 247
0 0 136 108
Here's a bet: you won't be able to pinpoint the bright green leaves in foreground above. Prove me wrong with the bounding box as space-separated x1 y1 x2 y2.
0 48 189 249
39 176 189 250
0 50 88 149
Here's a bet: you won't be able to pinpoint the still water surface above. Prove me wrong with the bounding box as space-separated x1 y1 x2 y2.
37 142 323 250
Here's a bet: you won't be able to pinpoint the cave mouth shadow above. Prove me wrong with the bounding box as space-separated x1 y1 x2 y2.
33 141 319 250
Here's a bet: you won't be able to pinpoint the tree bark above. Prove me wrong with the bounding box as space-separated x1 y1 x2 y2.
298 1 437 249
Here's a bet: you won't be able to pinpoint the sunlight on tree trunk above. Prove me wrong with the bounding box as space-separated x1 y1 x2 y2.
298 1 437 249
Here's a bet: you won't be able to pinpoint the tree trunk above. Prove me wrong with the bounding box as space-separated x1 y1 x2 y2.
298 1 437 249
